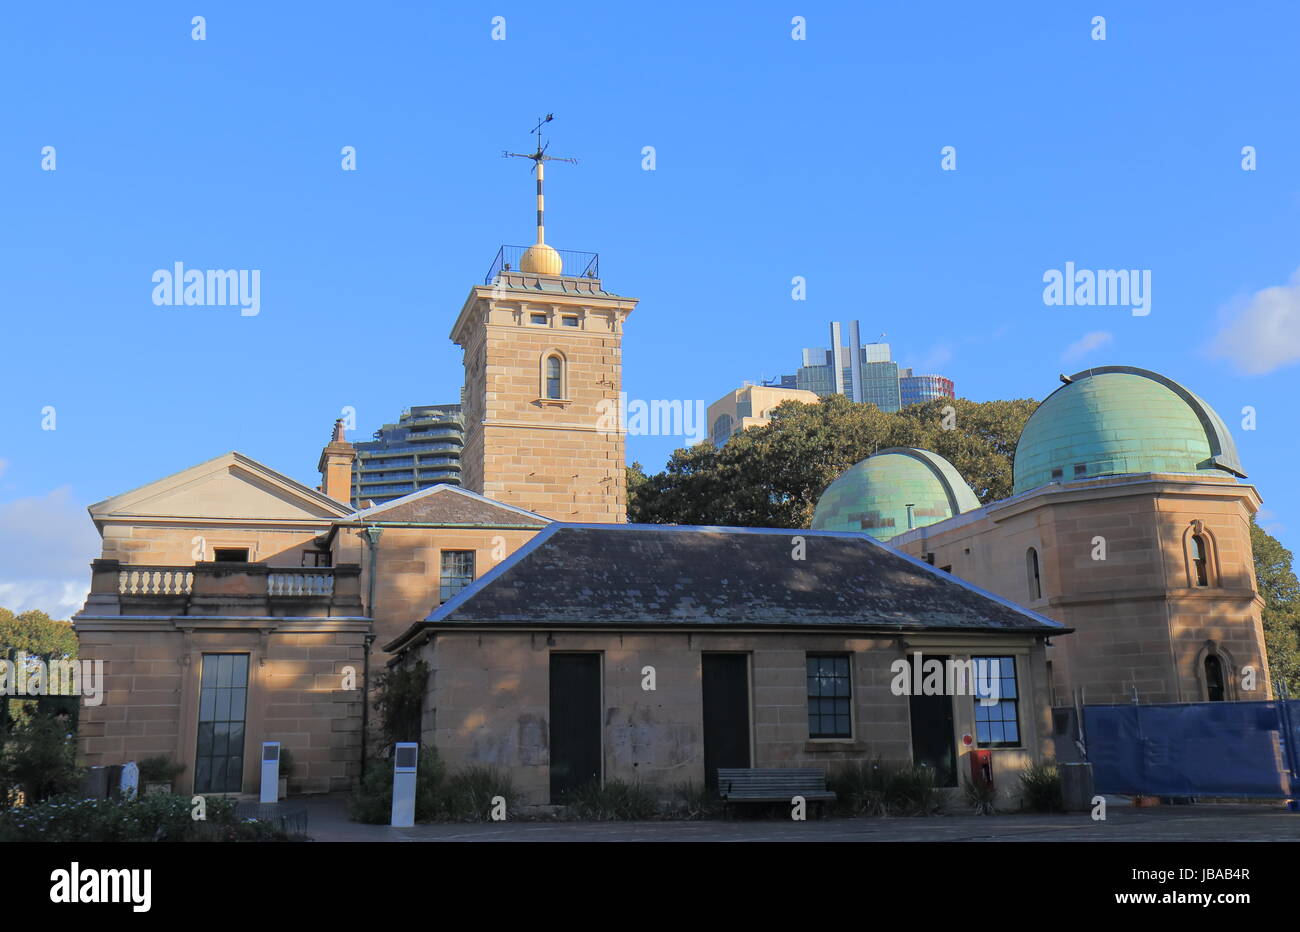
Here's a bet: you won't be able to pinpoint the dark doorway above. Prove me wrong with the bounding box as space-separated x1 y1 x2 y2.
908 654 957 788
702 654 751 789
549 653 602 802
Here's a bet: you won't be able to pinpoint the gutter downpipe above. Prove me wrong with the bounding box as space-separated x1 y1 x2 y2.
360 526 384 781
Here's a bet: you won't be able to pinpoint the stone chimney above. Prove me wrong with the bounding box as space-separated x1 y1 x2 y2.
317 418 355 504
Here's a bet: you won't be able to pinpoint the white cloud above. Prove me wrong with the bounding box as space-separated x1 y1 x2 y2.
1062 330 1114 362
1256 508 1285 539
1209 269 1300 375
0 487 99 620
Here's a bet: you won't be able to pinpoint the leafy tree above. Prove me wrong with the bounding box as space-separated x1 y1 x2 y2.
0 713 81 807
629 394 1037 529
1249 519 1300 696
0 609 78 726
0 608 77 662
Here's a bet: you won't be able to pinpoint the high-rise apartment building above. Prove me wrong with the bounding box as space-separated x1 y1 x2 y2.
899 368 956 407
351 404 464 507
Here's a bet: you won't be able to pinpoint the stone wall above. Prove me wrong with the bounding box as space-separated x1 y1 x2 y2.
410 628 1052 806
893 474 1270 704
75 619 368 795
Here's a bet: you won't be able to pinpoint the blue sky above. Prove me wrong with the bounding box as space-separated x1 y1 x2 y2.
2 1 1299 615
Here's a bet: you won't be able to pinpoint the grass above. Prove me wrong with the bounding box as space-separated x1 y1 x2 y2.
669 781 723 820
962 776 998 815
440 766 517 821
828 761 946 817
561 778 660 821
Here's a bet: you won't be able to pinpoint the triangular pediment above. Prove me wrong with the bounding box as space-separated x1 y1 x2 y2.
89 452 352 523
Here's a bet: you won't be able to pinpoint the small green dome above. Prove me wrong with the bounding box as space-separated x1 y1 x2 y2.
811 448 981 541
1012 366 1245 496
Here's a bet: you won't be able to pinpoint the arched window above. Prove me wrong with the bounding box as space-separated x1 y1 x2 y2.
1191 534 1209 587
1204 654 1225 701
543 354 564 400
1026 547 1042 601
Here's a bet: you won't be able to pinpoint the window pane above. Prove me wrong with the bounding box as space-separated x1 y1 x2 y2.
972 656 1020 746
197 722 214 756
229 688 246 722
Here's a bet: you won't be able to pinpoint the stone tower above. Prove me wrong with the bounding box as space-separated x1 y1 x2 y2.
454 121 638 522
451 262 637 523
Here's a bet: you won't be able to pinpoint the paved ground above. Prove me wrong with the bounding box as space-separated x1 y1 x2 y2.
288 793 1300 842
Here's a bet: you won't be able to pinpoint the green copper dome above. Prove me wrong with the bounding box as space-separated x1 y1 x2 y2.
1012 366 1246 496
811 448 981 541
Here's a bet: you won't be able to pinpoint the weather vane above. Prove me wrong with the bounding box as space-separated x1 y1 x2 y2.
504 114 577 251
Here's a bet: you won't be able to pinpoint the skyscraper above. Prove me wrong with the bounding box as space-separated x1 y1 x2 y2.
778 321 953 412
790 322 902 412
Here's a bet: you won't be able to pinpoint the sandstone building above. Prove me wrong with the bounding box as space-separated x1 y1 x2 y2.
812 365 1270 707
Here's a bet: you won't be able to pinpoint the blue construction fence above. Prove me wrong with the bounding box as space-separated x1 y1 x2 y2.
1082 701 1300 798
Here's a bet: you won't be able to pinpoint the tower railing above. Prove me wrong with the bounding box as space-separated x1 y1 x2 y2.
485 245 599 284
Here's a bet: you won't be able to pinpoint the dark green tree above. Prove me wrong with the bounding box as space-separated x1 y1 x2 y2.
1249 519 1300 696
629 394 1037 528
0 608 77 662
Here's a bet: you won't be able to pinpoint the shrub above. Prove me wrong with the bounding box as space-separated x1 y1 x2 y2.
962 776 998 815
440 766 517 821
828 762 945 817
348 744 445 824
669 782 723 820
138 755 186 784
1019 762 1063 812
885 765 945 816
0 713 81 808
562 779 659 821
373 661 428 747
0 793 299 842
278 746 294 779
828 761 889 817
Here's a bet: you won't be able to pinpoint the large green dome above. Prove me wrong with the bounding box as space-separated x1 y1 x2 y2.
811 448 981 541
1012 366 1246 496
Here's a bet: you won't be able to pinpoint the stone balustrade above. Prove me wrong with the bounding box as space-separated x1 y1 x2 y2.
80 559 363 617
119 566 194 596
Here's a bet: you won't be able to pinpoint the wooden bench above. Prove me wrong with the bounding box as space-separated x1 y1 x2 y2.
717 768 837 816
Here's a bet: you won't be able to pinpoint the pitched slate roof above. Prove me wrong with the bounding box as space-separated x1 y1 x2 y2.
347 484 549 527
386 524 1067 650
